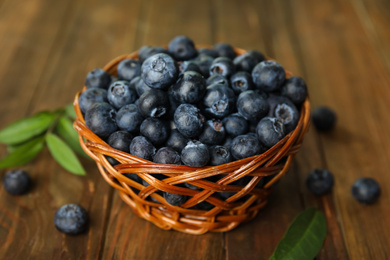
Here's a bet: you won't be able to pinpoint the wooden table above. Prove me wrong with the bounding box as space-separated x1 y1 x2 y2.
0 0 389 259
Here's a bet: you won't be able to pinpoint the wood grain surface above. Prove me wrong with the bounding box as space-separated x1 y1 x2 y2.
0 0 389 259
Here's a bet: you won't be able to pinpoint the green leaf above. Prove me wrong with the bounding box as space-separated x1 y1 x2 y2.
0 111 56 145
65 103 77 120
56 116 90 159
0 136 44 168
269 207 327 260
46 133 86 175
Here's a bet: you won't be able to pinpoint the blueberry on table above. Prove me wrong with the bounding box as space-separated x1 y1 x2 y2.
107 130 133 153
117 59 141 81
137 89 170 118
116 104 144 133
209 145 232 166
141 53 178 90
213 42 236 59
85 102 118 139
306 169 334 195
312 106 337 132
171 71 206 104
54 204 88 235
130 136 156 161
168 35 198 61
352 178 381 204
236 90 269 122
163 192 188 206
78 88 108 114
230 134 265 160
280 76 308 106
230 71 254 94
107 80 137 109
174 104 205 139
199 119 226 145
209 57 235 78
165 129 189 153
84 68 111 90
153 147 181 165
181 141 210 167
222 113 248 137
256 117 286 148
2 170 31 195
203 84 236 119
140 117 170 146
252 60 286 92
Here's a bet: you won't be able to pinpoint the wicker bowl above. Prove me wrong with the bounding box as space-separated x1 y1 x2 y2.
73 46 310 235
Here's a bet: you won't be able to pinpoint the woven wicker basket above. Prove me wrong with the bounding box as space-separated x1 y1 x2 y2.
73 46 310 235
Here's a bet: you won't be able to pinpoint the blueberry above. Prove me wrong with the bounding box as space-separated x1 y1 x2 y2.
168 35 197 61
165 129 189 153
131 76 152 97
116 104 144 133
194 201 214 211
171 71 206 104
2 170 31 195
181 141 210 167
117 59 141 81
267 94 293 116
106 156 120 166
163 192 188 206
141 53 178 89
137 89 170 118
206 74 229 87
174 104 205 138
107 130 133 153
306 169 334 195
230 71 254 94
178 61 203 76
312 106 337 132
281 76 308 106
203 84 236 119
140 118 170 146
123 172 143 184
222 113 248 137
153 147 181 164
274 103 299 133
138 46 170 64
252 60 285 92
209 57 235 78
84 68 111 89
198 48 219 58
209 145 232 166
192 54 214 78
85 102 117 139
78 88 108 114
256 117 286 148
233 50 264 72
230 134 265 160
236 90 269 122
129 136 156 161
222 136 233 150
54 204 88 235
213 43 236 59
352 178 380 204
107 81 137 109
199 119 226 145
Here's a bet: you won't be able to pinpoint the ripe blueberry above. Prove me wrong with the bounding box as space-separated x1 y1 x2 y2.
312 106 337 132
236 90 269 122
78 88 108 114
230 71 254 94
198 48 219 58
138 45 170 64
256 117 286 148
85 68 111 89
252 60 285 92
107 81 137 109
233 51 264 73
199 119 226 145
2 169 31 195
163 192 188 206
203 84 236 119
140 118 170 146
274 103 299 133
213 43 236 59
85 102 117 139
131 76 152 97
137 89 170 118
178 61 203 76
280 76 308 106
141 53 178 89
209 57 235 78
153 147 181 164
192 54 214 77
130 136 156 161
209 145 232 166
168 35 197 61
107 130 133 153
171 71 206 104
206 74 229 87
165 129 189 153
230 134 264 160
54 204 88 235
117 59 141 81
352 178 381 204
306 169 334 195
116 104 144 133
181 141 210 167
174 104 205 138
222 113 248 137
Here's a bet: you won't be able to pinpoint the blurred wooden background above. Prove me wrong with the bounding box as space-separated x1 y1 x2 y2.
1 0 390 259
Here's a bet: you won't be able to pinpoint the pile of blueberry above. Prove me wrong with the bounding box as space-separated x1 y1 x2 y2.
81 35 308 170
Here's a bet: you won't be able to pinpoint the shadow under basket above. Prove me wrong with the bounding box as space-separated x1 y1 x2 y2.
73 47 311 235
